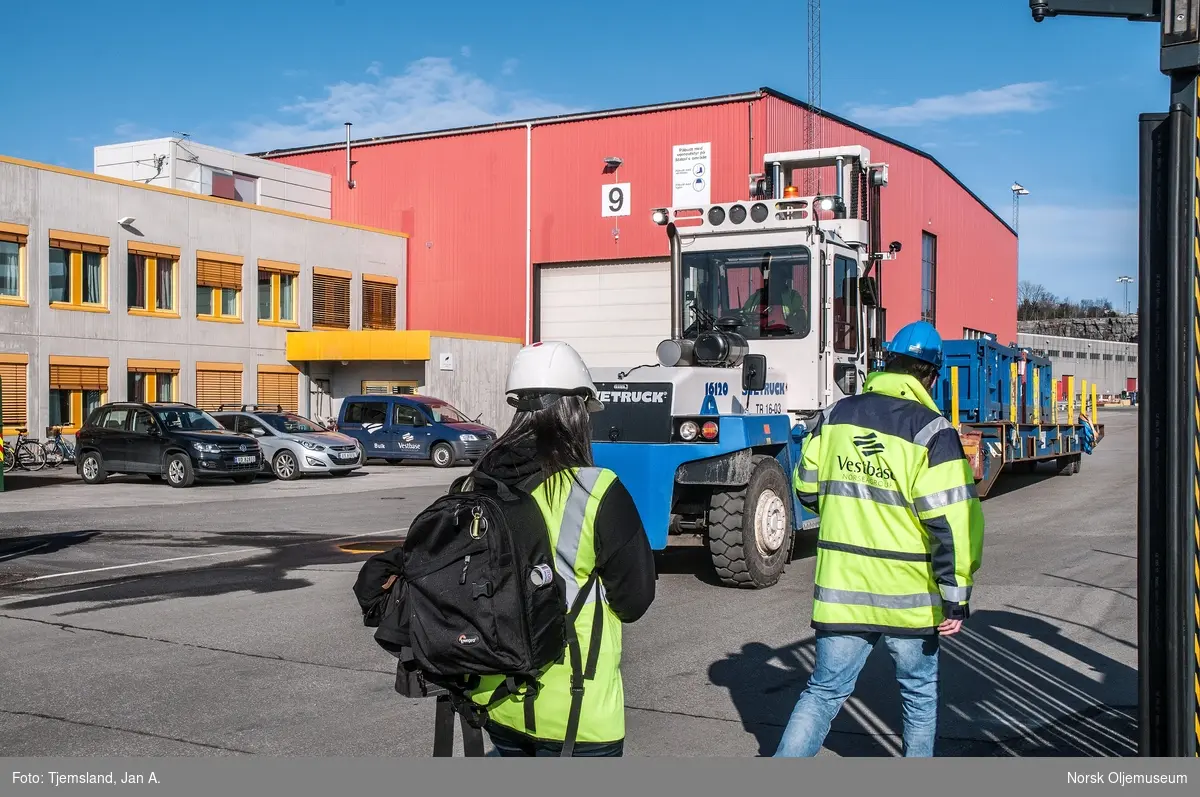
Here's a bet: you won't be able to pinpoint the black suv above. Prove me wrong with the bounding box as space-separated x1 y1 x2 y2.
76 402 263 488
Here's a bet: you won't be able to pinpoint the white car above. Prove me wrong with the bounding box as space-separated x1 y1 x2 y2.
213 406 363 480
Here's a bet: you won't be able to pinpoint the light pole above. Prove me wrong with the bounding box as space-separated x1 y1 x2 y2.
1010 182 1030 234
1117 275 1133 314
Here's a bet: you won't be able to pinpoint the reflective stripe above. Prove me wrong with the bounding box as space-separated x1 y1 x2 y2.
554 467 602 607
940 585 972 603
814 586 938 609
913 483 978 513
799 468 819 483
820 480 909 508
817 540 931 562
914 416 953 448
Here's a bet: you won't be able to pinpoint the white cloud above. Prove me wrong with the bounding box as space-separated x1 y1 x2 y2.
1017 203 1139 306
501 58 518 77
846 82 1054 127
461 45 471 58
229 57 582 153
366 61 383 77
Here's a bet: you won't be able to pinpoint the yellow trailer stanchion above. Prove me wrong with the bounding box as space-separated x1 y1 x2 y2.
1009 362 1018 423
1067 375 1076 424
950 366 960 430
1092 384 1099 425
1032 368 1041 424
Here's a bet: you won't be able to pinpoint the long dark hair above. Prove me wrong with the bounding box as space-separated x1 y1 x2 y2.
471 393 594 504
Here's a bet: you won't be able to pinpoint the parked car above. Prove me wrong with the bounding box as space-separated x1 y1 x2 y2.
335 394 496 468
76 402 262 488
212 405 363 480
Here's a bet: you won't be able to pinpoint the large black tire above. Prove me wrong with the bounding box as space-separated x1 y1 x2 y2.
165 452 195 488
79 451 107 484
1055 454 1081 476
430 442 455 469
706 455 794 589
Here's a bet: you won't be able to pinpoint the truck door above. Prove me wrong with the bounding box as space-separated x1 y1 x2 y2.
826 248 865 402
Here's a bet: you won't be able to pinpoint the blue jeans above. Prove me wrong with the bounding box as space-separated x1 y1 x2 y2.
774 631 940 757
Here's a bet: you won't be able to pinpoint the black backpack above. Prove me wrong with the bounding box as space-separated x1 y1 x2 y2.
354 470 604 756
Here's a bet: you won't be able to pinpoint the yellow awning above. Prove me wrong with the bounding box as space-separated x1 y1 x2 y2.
286 330 433 362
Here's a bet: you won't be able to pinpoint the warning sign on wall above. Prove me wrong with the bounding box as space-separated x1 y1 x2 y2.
672 143 711 207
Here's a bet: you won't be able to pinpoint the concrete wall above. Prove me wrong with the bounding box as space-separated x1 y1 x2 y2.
423 337 521 432
1017 333 1139 396
304 361 425 423
94 139 332 218
0 157 405 437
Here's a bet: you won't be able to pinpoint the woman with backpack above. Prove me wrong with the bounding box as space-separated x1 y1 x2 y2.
465 340 656 757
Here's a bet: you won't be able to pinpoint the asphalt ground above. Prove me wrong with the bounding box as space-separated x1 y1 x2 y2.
0 411 1137 757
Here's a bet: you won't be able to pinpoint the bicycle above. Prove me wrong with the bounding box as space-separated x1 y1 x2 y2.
42 426 76 469
2 428 47 473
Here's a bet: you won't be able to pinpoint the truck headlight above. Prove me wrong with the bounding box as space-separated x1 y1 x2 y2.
679 421 699 441
459 434 479 442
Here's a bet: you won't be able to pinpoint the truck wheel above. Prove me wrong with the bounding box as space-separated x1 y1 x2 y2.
1055 455 1081 476
707 455 793 589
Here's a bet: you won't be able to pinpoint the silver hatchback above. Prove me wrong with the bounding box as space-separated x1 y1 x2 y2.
213 406 363 480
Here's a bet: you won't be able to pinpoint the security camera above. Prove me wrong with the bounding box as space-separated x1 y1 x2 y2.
1030 1 1049 21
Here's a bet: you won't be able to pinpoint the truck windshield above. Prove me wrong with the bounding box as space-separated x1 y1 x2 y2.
681 246 812 339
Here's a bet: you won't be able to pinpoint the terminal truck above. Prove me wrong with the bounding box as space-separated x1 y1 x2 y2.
587 146 1103 589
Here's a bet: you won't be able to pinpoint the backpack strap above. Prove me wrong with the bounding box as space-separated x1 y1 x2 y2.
560 570 604 757
433 695 486 757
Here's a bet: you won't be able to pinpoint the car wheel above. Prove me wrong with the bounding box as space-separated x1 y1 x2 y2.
232 473 257 484
165 453 195 488
273 450 302 481
79 452 107 484
430 442 455 468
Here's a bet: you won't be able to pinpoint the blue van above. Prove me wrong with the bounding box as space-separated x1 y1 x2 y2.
335 394 496 468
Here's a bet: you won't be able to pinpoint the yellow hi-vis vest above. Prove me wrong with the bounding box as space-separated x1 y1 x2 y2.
793 371 984 634
469 466 627 743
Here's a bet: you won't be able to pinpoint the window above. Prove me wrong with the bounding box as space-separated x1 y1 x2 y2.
963 327 994 341
363 275 398 330
1103 353 1114 361
393 404 425 426
1115 355 1125 362
681 246 812 340
0 222 28 305
921 232 937 325
343 401 388 425
313 268 351 329
0 353 29 434
257 260 299 326
127 361 180 403
1090 353 1100 360
211 170 258 204
99 408 130 430
257 365 299 413
154 407 222 431
48 356 108 432
130 409 157 435
426 402 469 423
127 244 180 316
235 415 269 436
1129 356 1138 363
258 413 324 434
196 251 243 322
48 230 108 311
1046 350 1060 357
362 380 418 395
832 255 859 353
196 363 243 411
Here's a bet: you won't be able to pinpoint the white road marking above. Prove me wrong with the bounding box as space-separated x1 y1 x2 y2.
8 527 408 585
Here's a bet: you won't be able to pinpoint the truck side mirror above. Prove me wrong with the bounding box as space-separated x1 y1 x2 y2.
859 276 879 307
742 354 768 393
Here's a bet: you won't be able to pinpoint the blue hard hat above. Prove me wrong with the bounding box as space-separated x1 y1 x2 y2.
885 320 944 369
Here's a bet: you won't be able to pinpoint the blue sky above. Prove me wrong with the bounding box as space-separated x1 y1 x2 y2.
0 0 1164 310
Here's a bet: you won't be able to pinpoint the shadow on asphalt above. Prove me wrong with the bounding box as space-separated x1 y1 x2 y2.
0 473 82 491
0 531 100 563
0 531 376 615
709 609 1136 758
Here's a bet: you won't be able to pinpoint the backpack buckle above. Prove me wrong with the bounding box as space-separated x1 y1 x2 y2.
471 581 494 599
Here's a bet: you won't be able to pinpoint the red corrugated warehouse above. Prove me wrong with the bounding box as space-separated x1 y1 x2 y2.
258 87 1015 366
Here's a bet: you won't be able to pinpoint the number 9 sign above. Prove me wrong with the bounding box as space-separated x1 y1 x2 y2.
601 182 631 218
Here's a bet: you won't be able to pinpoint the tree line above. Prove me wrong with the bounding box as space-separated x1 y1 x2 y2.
1018 281 1121 321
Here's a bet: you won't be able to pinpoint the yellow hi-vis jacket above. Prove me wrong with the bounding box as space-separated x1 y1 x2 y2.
793 371 984 634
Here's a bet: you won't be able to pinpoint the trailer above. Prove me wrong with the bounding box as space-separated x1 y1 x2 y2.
935 337 1103 498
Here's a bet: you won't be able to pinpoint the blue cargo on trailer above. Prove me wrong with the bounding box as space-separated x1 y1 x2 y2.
933 338 1104 497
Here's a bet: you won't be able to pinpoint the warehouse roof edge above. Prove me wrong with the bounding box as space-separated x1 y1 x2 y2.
251 85 1015 237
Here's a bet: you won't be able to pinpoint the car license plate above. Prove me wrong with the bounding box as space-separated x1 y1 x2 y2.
338 453 357 460
235 455 256 464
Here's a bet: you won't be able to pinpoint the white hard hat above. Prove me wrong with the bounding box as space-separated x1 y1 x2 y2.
506 341 604 412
